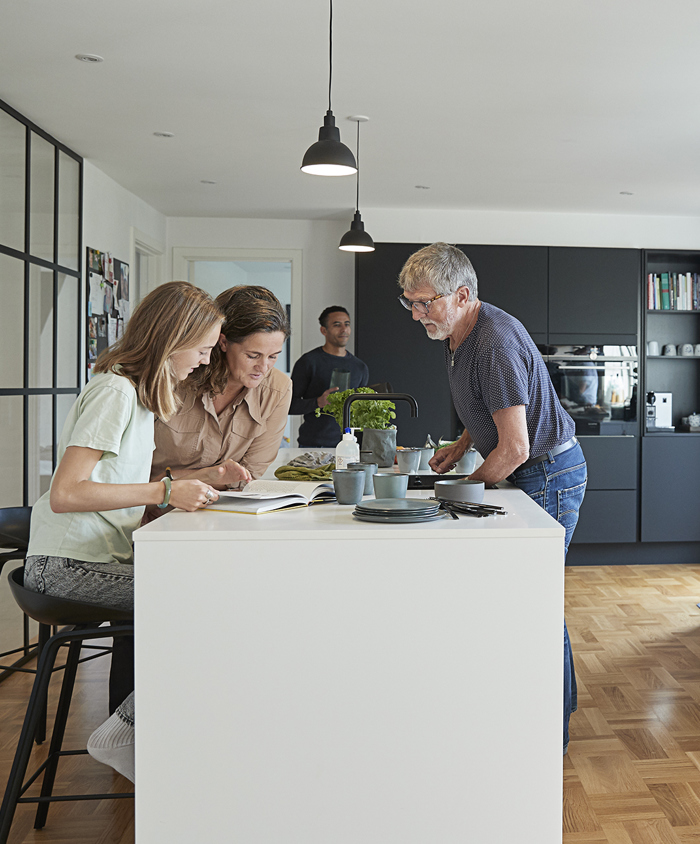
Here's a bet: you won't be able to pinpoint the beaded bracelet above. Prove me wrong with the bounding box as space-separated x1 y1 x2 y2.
158 476 172 509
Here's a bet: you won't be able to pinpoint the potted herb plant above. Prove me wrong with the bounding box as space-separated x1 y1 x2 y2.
315 387 397 466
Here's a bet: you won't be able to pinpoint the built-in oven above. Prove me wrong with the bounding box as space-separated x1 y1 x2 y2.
538 344 638 435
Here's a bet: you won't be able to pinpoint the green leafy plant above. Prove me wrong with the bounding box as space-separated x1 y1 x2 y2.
315 387 396 430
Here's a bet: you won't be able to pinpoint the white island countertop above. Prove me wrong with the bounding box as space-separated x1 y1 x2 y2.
135 483 563 542
134 458 565 844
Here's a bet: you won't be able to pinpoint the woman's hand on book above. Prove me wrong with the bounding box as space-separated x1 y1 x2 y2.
170 480 219 511
206 459 253 488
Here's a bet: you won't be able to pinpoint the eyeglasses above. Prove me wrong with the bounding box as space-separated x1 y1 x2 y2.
398 292 450 315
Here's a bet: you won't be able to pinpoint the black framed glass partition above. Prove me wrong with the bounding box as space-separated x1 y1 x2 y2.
0 98 83 507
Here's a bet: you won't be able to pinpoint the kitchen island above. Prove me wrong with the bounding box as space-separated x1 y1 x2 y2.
133 473 565 843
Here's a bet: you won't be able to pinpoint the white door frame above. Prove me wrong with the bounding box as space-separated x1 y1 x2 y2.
130 228 165 301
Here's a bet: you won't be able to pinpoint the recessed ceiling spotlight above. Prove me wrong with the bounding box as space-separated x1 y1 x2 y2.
200 180 217 185
75 54 104 63
620 191 633 196
415 185 430 190
153 132 175 138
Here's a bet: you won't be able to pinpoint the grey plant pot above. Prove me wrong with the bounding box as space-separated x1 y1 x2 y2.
361 428 397 468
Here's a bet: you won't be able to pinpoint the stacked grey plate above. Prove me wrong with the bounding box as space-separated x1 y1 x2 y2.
353 498 447 524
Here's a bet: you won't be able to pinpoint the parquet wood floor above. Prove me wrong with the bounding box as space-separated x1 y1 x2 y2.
565 564 700 844
0 636 134 843
2 565 700 843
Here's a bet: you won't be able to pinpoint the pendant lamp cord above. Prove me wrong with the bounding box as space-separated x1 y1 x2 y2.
355 120 360 211
328 0 333 112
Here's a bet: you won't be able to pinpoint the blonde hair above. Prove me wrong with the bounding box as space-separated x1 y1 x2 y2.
189 285 289 396
94 281 223 419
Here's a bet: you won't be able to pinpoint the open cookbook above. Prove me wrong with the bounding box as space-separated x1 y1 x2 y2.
207 478 336 514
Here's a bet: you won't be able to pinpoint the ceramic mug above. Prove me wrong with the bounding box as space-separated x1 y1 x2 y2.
418 446 435 470
647 341 660 356
396 448 421 474
332 469 365 505
372 472 409 499
663 344 677 356
455 450 478 474
695 345 700 357
680 343 694 357
347 462 378 495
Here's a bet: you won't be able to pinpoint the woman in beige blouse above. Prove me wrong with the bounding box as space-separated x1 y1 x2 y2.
150 285 292 490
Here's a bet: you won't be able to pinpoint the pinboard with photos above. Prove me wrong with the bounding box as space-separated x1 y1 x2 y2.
86 247 130 380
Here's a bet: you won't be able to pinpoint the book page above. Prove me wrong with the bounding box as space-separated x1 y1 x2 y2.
218 479 332 501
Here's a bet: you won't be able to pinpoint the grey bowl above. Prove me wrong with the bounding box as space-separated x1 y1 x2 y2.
434 478 485 504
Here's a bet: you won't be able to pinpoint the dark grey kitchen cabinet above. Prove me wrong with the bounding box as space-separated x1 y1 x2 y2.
459 245 548 344
641 435 700 542
549 247 640 344
573 491 638 544
572 437 638 544
578 436 637 490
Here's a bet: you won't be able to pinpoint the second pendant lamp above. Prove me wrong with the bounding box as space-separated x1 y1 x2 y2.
301 0 357 176
339 116 375 253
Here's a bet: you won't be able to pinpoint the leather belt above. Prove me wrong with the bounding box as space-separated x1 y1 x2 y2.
516 437 578 472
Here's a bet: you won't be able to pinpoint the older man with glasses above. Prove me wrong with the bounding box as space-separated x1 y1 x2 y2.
398 242 587 756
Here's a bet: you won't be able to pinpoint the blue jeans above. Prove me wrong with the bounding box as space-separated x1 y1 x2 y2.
510 442 587 754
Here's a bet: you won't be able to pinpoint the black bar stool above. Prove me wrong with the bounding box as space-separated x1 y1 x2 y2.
0 507 47 684
0 567 135 844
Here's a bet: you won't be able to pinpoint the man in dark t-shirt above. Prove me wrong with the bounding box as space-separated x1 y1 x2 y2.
398 242 587 755
290 306 369 447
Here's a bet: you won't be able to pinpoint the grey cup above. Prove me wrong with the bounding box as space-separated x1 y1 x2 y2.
372 472 409 499
348 462 378 495
455 450 477 474
418 447 435 470
396 449 421 474
332 469 366 505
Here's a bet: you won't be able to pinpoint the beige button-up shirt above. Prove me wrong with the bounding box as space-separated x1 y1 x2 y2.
151 367 292 482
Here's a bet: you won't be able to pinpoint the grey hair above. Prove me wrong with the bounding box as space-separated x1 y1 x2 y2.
398 243 478 299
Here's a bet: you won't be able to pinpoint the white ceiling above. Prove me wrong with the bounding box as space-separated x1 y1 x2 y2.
3 0 700 221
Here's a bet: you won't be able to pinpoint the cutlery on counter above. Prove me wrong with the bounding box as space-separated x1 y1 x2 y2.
431 498 507 518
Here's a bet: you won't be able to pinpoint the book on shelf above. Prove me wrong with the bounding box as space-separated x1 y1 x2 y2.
207 478 336 514
648 271 700 311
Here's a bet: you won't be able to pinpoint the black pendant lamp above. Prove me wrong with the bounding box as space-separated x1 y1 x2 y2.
339 116 374 252
301 0 357 177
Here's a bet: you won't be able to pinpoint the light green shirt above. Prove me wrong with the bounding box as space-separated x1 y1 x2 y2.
27 371 155 565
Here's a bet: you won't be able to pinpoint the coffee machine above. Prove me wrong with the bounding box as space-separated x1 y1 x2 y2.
646 391 673 430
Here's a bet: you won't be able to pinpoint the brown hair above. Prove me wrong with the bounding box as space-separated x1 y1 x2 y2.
189 285 290 396
94 281 223 419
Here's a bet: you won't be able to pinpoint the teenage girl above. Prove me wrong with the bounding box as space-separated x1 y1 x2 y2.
25 281 225 781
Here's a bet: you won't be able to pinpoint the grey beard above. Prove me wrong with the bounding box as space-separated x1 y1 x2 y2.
420 320 450 341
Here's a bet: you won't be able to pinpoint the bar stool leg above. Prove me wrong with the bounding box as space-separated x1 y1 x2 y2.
33 637 83 830
0 633 65 844
34 623 51 746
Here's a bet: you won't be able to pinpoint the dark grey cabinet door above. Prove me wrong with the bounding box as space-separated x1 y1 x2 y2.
572 490 638 543
459 245 548 343
578 436 638 490
549 247 640 342
641 436 700 541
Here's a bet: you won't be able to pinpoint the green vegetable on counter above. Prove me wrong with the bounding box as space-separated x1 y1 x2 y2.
315 387 396 431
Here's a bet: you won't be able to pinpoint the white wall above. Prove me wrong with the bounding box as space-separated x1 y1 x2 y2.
364 207 700 250
83 161 167 263
166 217 353 355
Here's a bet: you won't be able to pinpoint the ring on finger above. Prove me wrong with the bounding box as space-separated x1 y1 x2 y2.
205 489 214 500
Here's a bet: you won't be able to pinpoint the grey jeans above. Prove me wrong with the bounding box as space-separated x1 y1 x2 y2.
25 555 135 725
